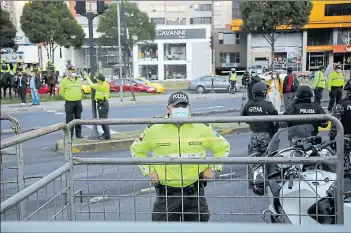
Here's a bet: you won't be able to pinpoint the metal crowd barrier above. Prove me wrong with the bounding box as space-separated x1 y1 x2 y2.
0 115 346 226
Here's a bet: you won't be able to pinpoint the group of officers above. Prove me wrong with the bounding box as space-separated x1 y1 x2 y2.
1 58 57 77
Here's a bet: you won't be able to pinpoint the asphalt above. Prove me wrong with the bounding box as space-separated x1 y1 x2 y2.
1 131 330 222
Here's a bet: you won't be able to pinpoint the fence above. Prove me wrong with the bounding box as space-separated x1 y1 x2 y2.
0 115 346 226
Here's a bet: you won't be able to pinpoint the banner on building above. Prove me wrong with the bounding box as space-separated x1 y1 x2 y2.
0 52 25 63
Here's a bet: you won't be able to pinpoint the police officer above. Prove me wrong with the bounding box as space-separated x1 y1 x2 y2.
229 68 237 92
46 60 56 73
312 66 326 105
241 82 278 187
329 79 351 164
1 58 11 74
13 59 25 75
247 70 261 101
328 65 345 112
60 67 83 138
30 61 41 79
283 85 328 136
130 91 231 222
86 73 111 140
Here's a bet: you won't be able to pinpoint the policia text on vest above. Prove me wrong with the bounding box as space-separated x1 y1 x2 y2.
60 71 83 138
86 73 111 140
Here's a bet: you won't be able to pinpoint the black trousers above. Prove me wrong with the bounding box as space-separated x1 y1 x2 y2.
18 86 26 103
230 80 237 92
152 184 210 222
328 87 343 112
49 84 56 96
97 100 110 138
65 100 82 137
313 88 323 105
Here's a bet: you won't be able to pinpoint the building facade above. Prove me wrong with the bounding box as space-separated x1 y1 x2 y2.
133 25 212 81
231 1 351 71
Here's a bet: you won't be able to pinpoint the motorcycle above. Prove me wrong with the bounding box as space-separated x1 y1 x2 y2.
251 124 351 225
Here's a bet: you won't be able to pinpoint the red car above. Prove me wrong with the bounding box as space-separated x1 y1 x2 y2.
26 84 60 95
109 79 157 93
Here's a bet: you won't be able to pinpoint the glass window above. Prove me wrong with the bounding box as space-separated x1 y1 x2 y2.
166 18 186 25
325 3 351 16
194 4 212 11
151 18 165 24
307 29 333 46
202 76 211 82
223 33 235 45
337 29 351 45
190 17 211 24
179 18 186 25
114 79 122 85
229 53 240 63
138 44 158 61
164 65 187 80
139 65 159 80
219 53 227 63
150 4 165 12
165 5 185 12
164 43 186 61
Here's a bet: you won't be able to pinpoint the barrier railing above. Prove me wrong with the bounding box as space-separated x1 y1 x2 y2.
0 115 346 225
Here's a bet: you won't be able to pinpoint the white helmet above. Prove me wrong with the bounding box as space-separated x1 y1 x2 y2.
231 68 236 72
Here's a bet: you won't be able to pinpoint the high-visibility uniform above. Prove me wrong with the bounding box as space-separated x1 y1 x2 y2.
60 77 83 101
86 76 110 101
1 63 10 73
313 70 326 89
230 72 237 81
13 63 25 73
46 63 56 73
130 119 231 188
328 71 344 91
30 64 41 73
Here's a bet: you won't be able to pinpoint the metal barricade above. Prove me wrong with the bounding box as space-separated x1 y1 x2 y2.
0 115 346 225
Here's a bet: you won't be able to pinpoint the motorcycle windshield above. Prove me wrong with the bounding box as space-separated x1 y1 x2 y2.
266 124 315 156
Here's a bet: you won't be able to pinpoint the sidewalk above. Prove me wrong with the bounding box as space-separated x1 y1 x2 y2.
0 93 237 115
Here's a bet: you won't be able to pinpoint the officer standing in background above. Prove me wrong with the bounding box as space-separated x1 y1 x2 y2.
328 65 345 112
13 60 25 75
241 82 278 188
60 67 83 138
46 60 56 73
283 86 328 136
329 79 351 163
312 66 326 105
130 91 230 222
247 70 261 101
30 61 41 78
85 73 111 140
1 58 11 74
229 68 237 92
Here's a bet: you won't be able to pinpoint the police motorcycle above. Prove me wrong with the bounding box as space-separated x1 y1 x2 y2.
251 124 351 225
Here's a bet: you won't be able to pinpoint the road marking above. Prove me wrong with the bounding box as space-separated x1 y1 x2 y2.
84 125 119 135
47 110 57 113
195 106 223 110
54 112 64 115
41 147 48 150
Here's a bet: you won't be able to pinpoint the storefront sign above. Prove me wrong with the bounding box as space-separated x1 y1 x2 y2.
333 45 351 53
306 45 333 52
155 29 206 40
222 63 238 68
14 35 35 46
0 52 25 63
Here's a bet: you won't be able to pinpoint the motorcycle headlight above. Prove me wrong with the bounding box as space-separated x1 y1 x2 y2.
320 148 333 157
276 150 303 169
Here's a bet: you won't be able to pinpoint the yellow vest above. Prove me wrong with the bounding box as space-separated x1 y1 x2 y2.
230 73 237 81
328 71 344 91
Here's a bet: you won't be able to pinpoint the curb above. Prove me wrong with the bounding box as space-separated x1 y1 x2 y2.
55 125 250 154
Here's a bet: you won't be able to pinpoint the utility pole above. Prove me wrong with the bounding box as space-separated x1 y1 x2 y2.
116 0 123 102
75 1 108 139
211 0 215 93
121 0 136 101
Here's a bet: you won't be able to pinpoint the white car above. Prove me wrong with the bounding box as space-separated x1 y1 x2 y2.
249 64 264 74
259 70 287 81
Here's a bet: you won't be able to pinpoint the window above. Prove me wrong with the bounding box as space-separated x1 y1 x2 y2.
166 18 186 25
307 29 333 46
150 4 165 12
138 44 158 61
164 43 186 60
219 53 226 63
114 79 122 85
325 4 351 16
202 76 211 82
219 32 240 45
151 18 165 24
337 29 351 45
165 5 185 12
139 65 159 80
230 53 240 63
194 4 212 11
164 65 187 80
190 17 211 24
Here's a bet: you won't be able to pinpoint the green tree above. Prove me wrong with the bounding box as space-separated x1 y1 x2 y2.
239 1 313 70
0 8 17 52
20 1 85 61
97 1 156 46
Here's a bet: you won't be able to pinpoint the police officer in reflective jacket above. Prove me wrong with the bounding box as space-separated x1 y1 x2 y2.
329 79 351 164
283 86 328 136
130 91 230 222
86 73 111 140
241 82 278 187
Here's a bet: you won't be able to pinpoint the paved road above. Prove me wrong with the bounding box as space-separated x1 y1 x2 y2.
2 131 330 222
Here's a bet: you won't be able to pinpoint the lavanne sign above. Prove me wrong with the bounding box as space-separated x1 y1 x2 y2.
155 29 206 40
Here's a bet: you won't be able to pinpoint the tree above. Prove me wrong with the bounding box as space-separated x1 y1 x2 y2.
239 1 313 70
20 1 85 61
0 8 17 52
97 1 156 46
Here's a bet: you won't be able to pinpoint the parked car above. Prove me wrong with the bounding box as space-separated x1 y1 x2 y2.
82 82 91 94
249 64 265 74
109 79 157 93
26 84 60 95
134 77 165 93
188 75 230 94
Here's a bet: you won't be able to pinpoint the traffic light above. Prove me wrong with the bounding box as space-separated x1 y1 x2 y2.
97 0 109 14
75 1 86 16
209 36 213 49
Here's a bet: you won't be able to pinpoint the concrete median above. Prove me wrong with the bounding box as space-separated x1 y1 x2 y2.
55 123 250 154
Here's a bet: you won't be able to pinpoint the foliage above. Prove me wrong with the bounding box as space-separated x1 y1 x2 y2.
239 1 313 69
0 8 17 51
20 1 85 61
97 1 156 45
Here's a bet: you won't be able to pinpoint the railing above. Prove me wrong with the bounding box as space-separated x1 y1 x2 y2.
0 115 346 226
